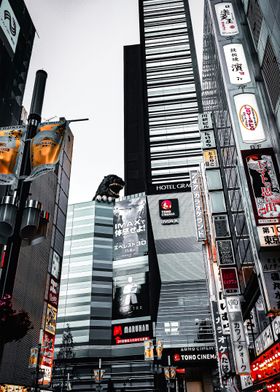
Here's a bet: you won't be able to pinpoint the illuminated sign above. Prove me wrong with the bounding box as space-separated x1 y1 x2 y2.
242 149 280 225
159 199 179 220
40 331 55 368
112 321 152 345
223 44 251 85
0 386 28 392
221 267 240 294
215 2 239 36
251 343 280 383
255 325 274 356
163 346 216 364
48 277 59 307
144 340 154 361
234 94 266 143
0 0 20 55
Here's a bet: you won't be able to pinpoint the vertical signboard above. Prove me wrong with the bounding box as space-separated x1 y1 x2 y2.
226 297 251 375
198 112 214 130
261 255 280 315
0 0 20 56
216 240 235 265
234 94 266 143
215 3 239 36
113 197 147 260
190 171 206 241
221 268 240 294
212 301 231 387
242 149 280 226
223 44 251 85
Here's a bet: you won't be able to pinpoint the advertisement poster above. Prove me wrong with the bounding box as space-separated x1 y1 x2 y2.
48 277 59 307
112 270 149 319
215 2 239 36
223 44 251 85
242 149 280 225
45 304 57 335
234 94 266 143
0 127 26 185
113 197 147 260
25 121 67 181
40 331 55 368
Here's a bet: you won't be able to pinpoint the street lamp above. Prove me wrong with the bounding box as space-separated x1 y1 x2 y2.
163 355 177 392
93 358 105 391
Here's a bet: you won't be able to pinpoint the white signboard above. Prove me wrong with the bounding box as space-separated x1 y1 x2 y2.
226 296 241 313
190 171 206 241
224 44 251 85
234 93 266 143
200 130 216 149
233 342 251 374
198 112 214 130
0 0 20 53
272 316 280 340
257 225 280 247
215 3 239 36
255 325 274 356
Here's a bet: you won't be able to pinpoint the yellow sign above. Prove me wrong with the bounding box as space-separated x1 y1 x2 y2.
203 149 219 168
26 121 67 181
0 127 25 185
144 339 154 360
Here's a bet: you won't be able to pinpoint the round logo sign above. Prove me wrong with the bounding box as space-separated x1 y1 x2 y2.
239 104 259 131
161 200 172 210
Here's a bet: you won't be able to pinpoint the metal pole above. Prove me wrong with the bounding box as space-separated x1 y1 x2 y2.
167 355 171 392
0 70 47 297
35 343 41 392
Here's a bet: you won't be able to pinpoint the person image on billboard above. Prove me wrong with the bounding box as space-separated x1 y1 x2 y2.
120 276 139 315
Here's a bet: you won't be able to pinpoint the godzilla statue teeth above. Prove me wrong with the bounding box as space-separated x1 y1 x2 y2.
93 174 125 203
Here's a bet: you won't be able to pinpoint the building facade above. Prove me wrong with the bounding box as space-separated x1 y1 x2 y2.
0 127 73 388
201 0 280 390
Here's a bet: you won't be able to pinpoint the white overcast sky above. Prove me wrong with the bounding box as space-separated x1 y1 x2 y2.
23 0 204 204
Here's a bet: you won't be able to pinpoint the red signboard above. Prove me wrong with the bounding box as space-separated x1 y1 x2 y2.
40 331 55 368
251 343 280 383
221 268 240 294
242 149 280 226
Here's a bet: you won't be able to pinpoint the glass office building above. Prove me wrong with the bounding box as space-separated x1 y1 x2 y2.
56 201 114 359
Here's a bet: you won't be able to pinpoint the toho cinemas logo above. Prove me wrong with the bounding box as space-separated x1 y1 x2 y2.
159 199 179 223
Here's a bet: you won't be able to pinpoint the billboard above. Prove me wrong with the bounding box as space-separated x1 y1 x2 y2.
242 149 280 225
25 121 67 181
234 94 266 143
45 304 57 335
112 321 152 345
215 3 239 36
113 197 147 260
112 270 149 319
0 126 26 185
0 0 20 55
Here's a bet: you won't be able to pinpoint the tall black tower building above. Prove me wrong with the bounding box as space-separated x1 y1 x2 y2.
0 0 35 126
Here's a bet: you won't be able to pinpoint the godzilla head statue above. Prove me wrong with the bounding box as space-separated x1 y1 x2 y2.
93 174 125 202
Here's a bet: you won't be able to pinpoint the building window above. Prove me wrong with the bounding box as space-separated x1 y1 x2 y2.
247 0 263 45
164 321 180 335
262 38 280 109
